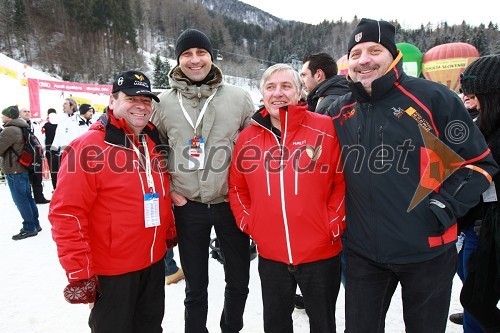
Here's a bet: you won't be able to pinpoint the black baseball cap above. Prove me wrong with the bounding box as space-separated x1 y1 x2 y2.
112 70 160 102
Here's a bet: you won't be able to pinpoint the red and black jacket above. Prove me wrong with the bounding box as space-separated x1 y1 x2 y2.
328 52 498 264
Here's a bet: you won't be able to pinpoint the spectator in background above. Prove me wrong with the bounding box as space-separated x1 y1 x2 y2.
42 108 59 190
229 63 345 332
50 98 90 153
62 97 77 117
164 249 184 285
19 107 50 204
300 52 350 115
78 104 94 126
0 105 41 240
327 18 497 332
448 91 483 332
460 54 500 333
152 28 254 333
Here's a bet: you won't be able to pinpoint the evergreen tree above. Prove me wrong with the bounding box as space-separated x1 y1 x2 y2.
153 53 171 89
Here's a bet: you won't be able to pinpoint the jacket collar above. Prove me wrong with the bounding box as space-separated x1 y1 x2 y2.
307 75 350 110
3 118 28 128
90 111 161 149
169 64 223 97
347 51 404 103
252 103 308 136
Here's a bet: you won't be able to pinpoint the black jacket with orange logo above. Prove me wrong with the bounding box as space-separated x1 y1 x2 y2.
327 53 498 264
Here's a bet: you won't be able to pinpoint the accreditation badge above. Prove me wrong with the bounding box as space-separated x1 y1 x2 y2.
144 192 161 227
187 136 205 170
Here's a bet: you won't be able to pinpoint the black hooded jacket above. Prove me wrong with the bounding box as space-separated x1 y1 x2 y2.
307 75 350 115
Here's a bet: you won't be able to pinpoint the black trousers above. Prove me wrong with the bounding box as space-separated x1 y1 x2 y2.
89 259 165 333
175 200 250 333
345 246 456 333
28 165 45 200
45 150 59 189
259 255 341 333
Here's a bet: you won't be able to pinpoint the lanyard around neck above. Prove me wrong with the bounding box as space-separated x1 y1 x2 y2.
177 88 218 135
130 135 155 192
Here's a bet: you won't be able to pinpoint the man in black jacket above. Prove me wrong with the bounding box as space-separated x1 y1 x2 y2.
328 18 498 333
300 52 350 115
20 107 50 204
42 108 58 190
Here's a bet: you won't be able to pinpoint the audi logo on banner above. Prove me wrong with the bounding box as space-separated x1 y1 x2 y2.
38 81 51 88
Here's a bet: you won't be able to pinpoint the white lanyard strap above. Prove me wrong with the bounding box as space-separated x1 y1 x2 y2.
130 135 156 192
177 88 218 134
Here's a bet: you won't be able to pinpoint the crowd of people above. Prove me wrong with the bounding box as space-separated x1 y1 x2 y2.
1 18 500 333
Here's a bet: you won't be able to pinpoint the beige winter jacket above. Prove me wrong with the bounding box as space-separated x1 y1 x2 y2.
152 64 255 204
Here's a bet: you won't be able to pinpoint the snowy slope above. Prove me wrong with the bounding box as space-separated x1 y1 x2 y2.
0 181 464 332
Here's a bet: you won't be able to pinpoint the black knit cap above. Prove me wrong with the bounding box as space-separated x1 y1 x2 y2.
460 54 500 95
348 18 398 59
112 70 160 102
175 29 214 63
79 104 94 115
2 105 20 119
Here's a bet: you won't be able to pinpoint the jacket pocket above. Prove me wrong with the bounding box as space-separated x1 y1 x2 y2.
429 197 456 233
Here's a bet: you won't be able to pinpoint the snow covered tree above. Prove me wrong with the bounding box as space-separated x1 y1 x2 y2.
153 53 171 89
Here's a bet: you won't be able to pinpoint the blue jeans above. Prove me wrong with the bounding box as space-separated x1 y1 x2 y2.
259 255 341 333
458 226 484 333
6 172 40 232
174 200 250 333
164 248 179 276
345 246 456 333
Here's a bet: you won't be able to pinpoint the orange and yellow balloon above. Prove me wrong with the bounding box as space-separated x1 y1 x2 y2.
422 42 479 92
337 54 348 76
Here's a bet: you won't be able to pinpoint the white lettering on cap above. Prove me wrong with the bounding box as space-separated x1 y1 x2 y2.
117 77 124 86
134 80 149 89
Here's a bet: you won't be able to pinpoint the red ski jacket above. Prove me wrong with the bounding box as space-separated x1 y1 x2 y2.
49 113 174 281
229 104 345 265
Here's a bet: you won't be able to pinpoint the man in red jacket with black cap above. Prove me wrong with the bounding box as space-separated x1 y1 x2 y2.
50 70 175 333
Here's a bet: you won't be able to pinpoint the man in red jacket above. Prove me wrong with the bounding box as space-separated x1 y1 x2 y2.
49 70 175 333
229 63 345 332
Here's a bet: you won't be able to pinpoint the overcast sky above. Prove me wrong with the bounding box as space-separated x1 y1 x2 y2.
239 0 497 29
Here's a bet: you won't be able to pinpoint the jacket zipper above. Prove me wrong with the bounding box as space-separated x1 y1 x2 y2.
265 155 271 196
365 104 379 261
294 153 299 195
379 125 384 165
253 113 293 264
279 112 293 264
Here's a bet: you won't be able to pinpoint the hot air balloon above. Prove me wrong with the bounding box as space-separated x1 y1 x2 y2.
396 43 422 78
422 42 479 92
337 54 348 75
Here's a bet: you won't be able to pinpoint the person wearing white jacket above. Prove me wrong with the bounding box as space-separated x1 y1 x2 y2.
50 99 91 152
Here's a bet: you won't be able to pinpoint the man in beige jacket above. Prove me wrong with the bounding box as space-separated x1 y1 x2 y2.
152 29 255 333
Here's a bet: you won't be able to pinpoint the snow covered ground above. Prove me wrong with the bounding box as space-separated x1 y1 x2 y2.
0 179 464 332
